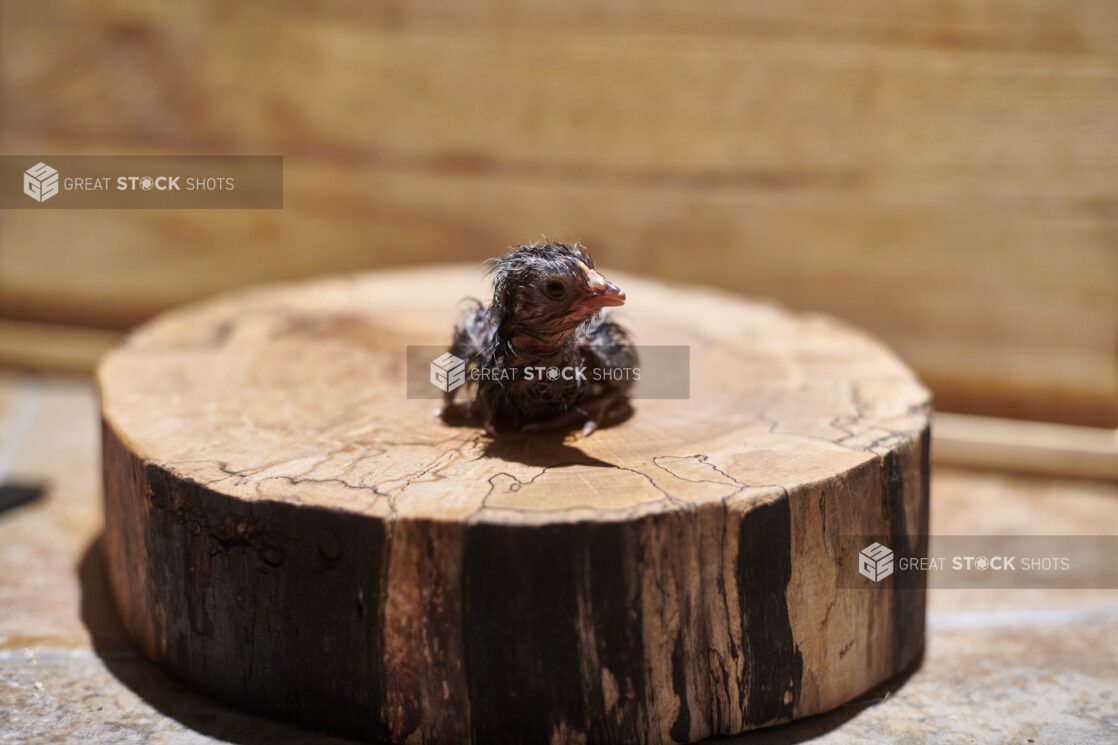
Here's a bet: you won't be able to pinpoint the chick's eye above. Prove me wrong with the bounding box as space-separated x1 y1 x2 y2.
543 280 566 299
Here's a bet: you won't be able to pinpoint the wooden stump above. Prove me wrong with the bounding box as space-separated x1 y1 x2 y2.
98 266 930 744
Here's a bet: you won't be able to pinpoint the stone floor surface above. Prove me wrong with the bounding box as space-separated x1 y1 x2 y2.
1 372 1115 744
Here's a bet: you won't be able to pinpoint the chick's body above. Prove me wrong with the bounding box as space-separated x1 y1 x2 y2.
444 241 637 434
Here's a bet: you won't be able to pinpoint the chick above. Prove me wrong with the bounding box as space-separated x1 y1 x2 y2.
442 240 637 436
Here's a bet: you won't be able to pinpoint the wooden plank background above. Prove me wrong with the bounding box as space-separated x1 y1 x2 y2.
1 0 1115 425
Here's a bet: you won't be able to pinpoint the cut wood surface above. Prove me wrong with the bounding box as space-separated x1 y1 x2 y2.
99 266 930 744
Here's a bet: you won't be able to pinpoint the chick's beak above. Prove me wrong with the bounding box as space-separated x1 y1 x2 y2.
579 267 626 310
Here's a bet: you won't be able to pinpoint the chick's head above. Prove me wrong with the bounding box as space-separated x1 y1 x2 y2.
489 240 625 343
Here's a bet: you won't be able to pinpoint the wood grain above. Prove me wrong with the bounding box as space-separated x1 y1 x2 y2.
0 320 121 374
3 1 1116 425
933 412 1118 481
99 266 930 743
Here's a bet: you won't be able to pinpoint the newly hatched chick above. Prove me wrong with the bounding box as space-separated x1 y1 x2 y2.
442 240 637 435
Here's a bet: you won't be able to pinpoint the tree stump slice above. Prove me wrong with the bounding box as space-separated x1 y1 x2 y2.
98 265 930 745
